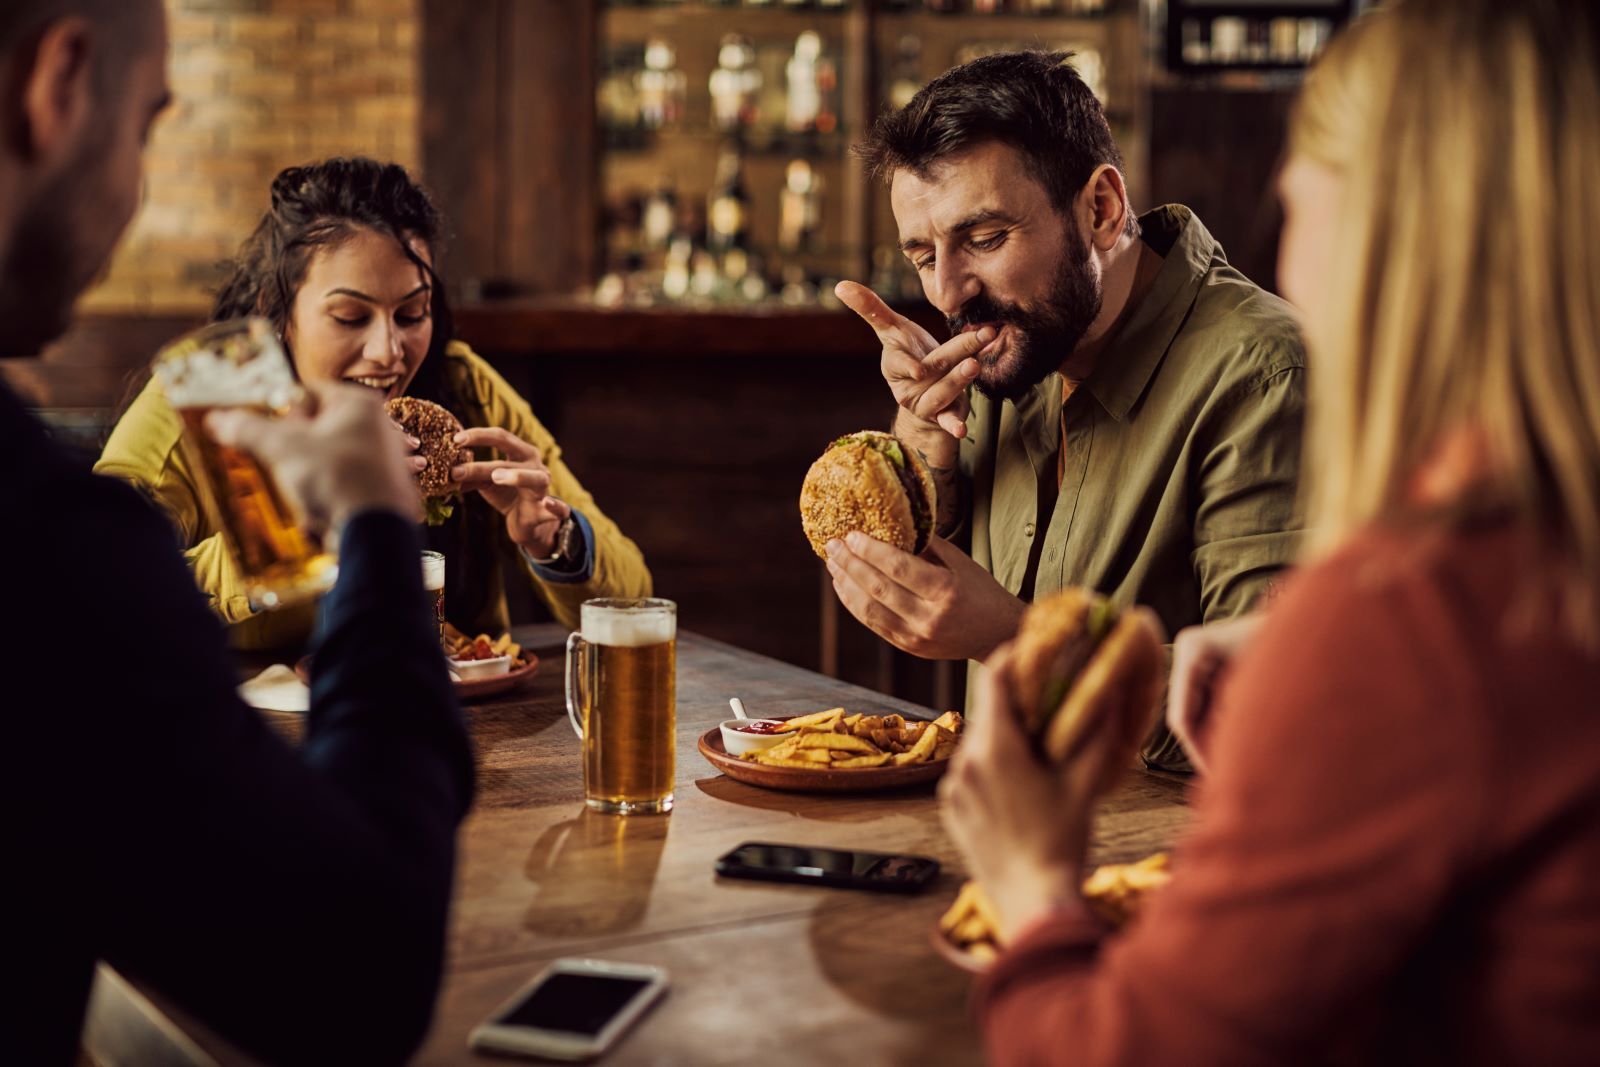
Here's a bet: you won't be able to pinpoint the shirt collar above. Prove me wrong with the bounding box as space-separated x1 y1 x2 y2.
1084 204 1220 422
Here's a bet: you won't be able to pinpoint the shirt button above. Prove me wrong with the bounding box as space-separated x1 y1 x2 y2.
1023 523 1036 538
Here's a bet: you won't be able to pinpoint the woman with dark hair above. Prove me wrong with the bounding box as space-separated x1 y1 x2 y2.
98 158 651 649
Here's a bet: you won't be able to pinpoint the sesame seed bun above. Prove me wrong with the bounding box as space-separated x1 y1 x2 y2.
385 397 469 498
799 430 937 558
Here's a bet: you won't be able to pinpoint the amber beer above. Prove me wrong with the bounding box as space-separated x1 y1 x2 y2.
153 319 336 610
565 599 677 814
421 551 446 647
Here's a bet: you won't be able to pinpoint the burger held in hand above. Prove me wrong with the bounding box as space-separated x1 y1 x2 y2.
1007 587 1167 789
386 397 469 524
941 589 1169 961
799 430 937 557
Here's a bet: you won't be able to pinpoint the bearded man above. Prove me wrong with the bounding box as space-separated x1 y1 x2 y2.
829 51 1305 769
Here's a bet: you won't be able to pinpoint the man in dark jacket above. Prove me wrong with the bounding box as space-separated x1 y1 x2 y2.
1 3 474 1063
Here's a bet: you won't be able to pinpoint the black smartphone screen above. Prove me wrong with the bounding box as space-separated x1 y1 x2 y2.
496 973 653 1036
715 842 940 892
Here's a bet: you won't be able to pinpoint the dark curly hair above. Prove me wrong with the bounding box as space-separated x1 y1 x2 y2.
858 51 1136 237
212 157 457 374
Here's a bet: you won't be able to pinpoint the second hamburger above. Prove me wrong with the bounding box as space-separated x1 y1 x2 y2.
1007 588 1166 779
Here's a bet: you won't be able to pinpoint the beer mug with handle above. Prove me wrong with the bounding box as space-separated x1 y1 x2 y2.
152 318 337 611
565 598 678 814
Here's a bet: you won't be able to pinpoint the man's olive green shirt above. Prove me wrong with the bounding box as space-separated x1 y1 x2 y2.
958 206 1306 765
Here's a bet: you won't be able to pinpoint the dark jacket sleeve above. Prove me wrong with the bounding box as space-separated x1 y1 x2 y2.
50 475 472 1066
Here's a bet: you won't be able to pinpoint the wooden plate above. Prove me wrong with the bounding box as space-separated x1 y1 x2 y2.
295 653 539 701
697 725 950 793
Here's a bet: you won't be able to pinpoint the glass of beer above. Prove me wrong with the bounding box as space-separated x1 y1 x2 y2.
151 318 337 611
421 551 445 647
564 598 677 815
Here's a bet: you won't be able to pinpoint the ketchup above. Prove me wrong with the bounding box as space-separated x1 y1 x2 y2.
730 719 786 734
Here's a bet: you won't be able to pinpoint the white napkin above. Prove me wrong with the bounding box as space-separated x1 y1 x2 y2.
238 664 310 714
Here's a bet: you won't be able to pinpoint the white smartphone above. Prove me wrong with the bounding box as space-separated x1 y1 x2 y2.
468 958 669 1061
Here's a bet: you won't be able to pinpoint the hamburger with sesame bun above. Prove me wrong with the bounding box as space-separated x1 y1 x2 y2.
800 430 937 558
386 396 470 524
1007 588 1166 785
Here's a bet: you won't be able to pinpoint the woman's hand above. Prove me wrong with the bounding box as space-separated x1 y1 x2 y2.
1167 613 1265 776
939 644 1121 941
449 427 571 558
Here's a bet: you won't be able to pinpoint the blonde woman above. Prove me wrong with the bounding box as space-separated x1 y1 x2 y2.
940 1 1600 1063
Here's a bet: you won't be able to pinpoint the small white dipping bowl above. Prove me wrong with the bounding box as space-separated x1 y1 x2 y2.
448 654 512 681
719 718 790 756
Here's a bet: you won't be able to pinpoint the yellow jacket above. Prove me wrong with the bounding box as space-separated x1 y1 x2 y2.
96 341 651 648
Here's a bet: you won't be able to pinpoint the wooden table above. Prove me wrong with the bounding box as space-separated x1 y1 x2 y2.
85 626 1190 1066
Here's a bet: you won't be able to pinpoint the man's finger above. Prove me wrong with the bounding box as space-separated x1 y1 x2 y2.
836 280 911 336
883 347 926 385
830 571 919 654
454 426 540 463
826 540 927 624
911 361 979 424
841 531 946 597
920 327 995 377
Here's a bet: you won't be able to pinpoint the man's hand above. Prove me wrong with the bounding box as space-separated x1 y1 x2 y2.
940 643 1104 942
835 280 994 443
206 382 421 532
449 427 570 558
824 533 1025 662
1167 613 1265 776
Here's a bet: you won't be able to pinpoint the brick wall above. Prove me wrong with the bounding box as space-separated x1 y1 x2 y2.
82 0 420 313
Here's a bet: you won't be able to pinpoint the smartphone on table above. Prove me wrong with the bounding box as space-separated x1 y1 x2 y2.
715 841 940 893
469 958 668 1061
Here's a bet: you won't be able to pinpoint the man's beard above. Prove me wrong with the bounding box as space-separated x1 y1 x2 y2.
0 149 115 359
945 224 1102 403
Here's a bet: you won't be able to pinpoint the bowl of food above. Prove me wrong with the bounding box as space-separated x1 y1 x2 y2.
448 654 512 680
718 718 790 756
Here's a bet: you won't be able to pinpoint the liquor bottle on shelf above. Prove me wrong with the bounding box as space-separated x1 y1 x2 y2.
974 0 1006 13
778 159 823 255
710 35 762 133
637 38 685 130
887 33 922 110
641 176 678 255
786 32 839 135
786 32 822 133
707 144 751 257
924 0 958 13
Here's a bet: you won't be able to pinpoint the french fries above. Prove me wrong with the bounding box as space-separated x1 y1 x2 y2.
940 853 1172 961
742 709 965 770
442 622 523 663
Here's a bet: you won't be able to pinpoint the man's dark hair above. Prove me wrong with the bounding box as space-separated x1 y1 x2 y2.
859 50 1136 235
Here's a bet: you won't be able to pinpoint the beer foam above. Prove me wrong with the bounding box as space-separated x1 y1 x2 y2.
581 604 675 647
154 320 299 410
420 552 446 590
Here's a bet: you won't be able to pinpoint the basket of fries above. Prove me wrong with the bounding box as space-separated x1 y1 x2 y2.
698 707 964 793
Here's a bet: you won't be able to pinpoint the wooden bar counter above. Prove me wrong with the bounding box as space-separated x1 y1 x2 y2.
84 623 1190 1066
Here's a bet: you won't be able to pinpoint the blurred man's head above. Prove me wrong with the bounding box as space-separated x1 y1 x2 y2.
859 51 1134 401
0 0 169 357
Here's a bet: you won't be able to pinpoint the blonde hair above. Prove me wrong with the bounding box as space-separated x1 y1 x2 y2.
1290 0 1600 640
